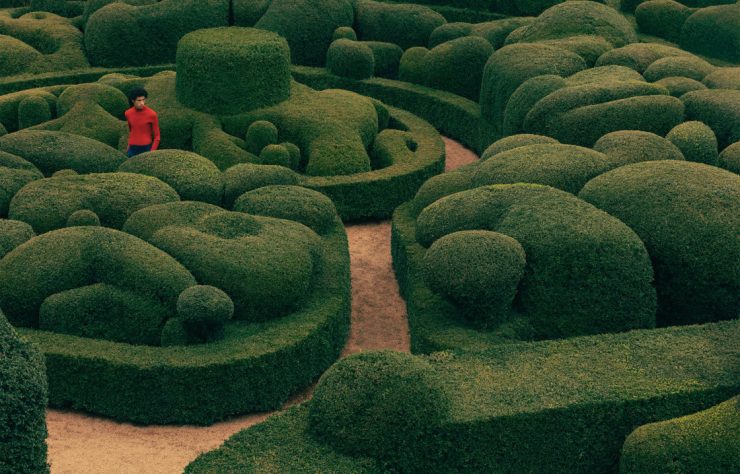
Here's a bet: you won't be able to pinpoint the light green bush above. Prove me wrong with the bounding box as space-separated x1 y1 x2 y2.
702 67 740 90
503 74 567 135
655 76 707 97
0 35 42 77
643 55 715 82
666 121 718 165
594 130 685 168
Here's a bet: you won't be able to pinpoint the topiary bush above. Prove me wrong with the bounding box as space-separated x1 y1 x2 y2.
117 149 224 204
258 143 291 168
702 67 740 90
0 309 48 474
635 0 694 43
666 120 718 165
680 3 740 62
222 163 300 209
655 76 706 97
428 22 473 48
65 209 100 227
17 95 51 129
0 217 34 258
326 39 375 80
364 41 403 79
176 27 291 115
619 396 740 474
718 142 740 173
0 35 42 77
595 42 693 73
481 133 559 160
502 75 567 135
353 0 446 50
244 120 279 155
418 36 494 101
0 149 42 216
593 130 685 168
579 160 740 326
680 89 740 149
332 26 357 41
167 285 234 345
643 55 715 83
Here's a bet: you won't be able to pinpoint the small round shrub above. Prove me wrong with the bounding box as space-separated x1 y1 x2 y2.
503 75 568 135
655 76 706 97
481 134 559 160
666 121 718 165
412 170 475 213
176 27 291 115
66 209 101 227
308 351 449 471
353 0 446 50
233 184 338 235
222 163 299 209
579 160 740 325
280 141 301 169
232 0 271 26
17 95 52 130
718 142 740 173
643 56 716 82
635 0 694 43
428 22 473 48
0 218 35 259
259 144 291 168
567 66 646 86
680 4 740 62
536 35 614 67
702 67 740 90
398 46 429 84
681 89 740 149
0 151 43 217
422 36 494 101
326 39 375 80
594 130 685 168
0 35 42 77
619 397 740 474
0 310 48 474
175 285 234 342
423 230 526 327
332 26 356 41
56 83 128 118
595 42 693 73
244 120 279 155
364 41 403 79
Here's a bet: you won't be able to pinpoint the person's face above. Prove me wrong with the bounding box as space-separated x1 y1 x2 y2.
133 96 146 110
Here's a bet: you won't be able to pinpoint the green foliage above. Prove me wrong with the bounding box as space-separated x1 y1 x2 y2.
503 74 566 135
364 41 403 79
643 55 715 82
471 17 535 48
0 217 34 258
0 310 48 474
619 397 740 474
420 36 494 101
0 130 126 176
666 120 718 165
173 285 233 344
176 27 290 115
566 65 646 85
702 67 740 90
117 149 224 204
17 94 51 129
255 0 354 66
258 143 291 167
0 89 56 134
56 83 128 117
535 35 614 67
232 0 271 26
635 0 694 43
428 22 472 48
680 4 740 62
681 89 740 149
415 184 656 339
65 209 100 226
655 76 706 97
244 120 279 155
8 171 180 233
481 133 558 160
222 163 299 209
233 184 339 235
398 46 429 84
594 130 685 168
0 149 42 216
0 35 42 77
84 0 229 67
326 39 375 80
579 160 740 325
595 42 693 73
423 230 525 327
332 26 357 41
353 0 446 50
308 351 449 472
718 142 740 173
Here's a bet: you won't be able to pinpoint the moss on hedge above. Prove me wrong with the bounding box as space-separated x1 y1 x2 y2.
579 160 740 326
117 149 224 205
666 120 718 165
680 89 740 149
619 396 740 474
326 39 375 80
0 309 48 474
593 130 685 168
0 130 126 175
680 4 740 62
8 171 180 233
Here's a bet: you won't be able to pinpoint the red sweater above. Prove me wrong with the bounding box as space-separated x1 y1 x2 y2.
125 105 160 150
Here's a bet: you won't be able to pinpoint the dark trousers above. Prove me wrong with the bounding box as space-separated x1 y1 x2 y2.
127 144 152 158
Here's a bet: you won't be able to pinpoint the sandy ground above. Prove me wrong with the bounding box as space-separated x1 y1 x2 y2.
45 138 479 474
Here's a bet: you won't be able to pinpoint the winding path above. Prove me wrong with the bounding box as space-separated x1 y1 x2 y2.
45 138 478 474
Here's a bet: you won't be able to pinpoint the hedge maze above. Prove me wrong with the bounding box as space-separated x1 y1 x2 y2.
0 0 737 473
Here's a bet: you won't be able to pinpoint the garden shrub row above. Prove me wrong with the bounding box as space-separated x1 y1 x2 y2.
187 320 740 472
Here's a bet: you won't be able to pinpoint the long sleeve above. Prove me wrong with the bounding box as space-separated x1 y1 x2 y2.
150 111 160 151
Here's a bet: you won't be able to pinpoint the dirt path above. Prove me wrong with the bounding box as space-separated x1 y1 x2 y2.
45 138 479 474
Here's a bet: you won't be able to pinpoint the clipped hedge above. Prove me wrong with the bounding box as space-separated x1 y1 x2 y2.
635 0 694 43
222 163 300 209
326 39 375 80
595 42 693 73
0 217 34 259
643 55 715 83
680 3 740 62
593 130 685 168
0 149 42 216
353 0 446 50
579 160 740 326
0 309 48 474
665 120 718 165
718 142 740 173
680 89 740 149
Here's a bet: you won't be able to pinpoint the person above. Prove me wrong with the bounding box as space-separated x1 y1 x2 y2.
124 87 160 157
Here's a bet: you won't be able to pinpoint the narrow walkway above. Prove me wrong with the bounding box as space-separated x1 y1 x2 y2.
45 138 479 474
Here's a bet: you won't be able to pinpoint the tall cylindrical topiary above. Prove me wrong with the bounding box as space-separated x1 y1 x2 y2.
176 27 291 115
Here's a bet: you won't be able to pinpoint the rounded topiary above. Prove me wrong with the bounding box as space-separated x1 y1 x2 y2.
308 351 449 471
280 141 301 169
259 144 291 168
245 120 279 155
503 75 567 135
718 142 740 174
326 39 375 80
593 130 685 168
56 83 129 117
681 89 740 149
619 397 740 474
423 230 526 327
680 4 740 62
222 163 300 209
159 317 189 347
176 27 291 115
666 121 718 165
428 22 473 48
0 219 35 259
332 26 356 41
51 169 78 177
702 67 740 90
398 46 429 84
422 36 494 101
595 42 694 74
353 0 446 50
175 285 234 343
0 310 48 474
0 35 41 77
643 56 715 83
635 0 694 43
66 209 101 227
18 95 52 130
481 134 559 160
655 76 706 97
364 41 403 79
579 161 740 326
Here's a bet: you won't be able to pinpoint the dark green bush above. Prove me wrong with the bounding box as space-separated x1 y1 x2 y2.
233 184 339 235
0 149 42 216
0 310 48 474
681 89 740 149
619 397 740 474
398 46 429 85
428 22 473 48
244 120 279 155
635 0 694 43
353 0 446 50
332 26 357 41
702 67 740 90
258 143 291 168
308 351 448 472
84 0 228 67
680 4 740 62
232 0 270 26
566 65 646 86
176 27 290 115
17 94 51 129
56 82 128 117
255 0 353 66
8 172 180 233
117 149 224 204
172 285 233 344
0 34 41 77
0 217 34 258
536 35 614 67
222 163 300 209
419 36 494 101
655 76 707 97
481 133 558 160
471 17 535 49
718 142 740 173
364 41 403 80
1 89 55 133
666 120 718 165
65 208 100 226
595 42 693 73
326 39 375 80
416 183 656 339
0 130 126 176
503 74 567 135
643 55 716 82
594 130 685 168
579 160 740 325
